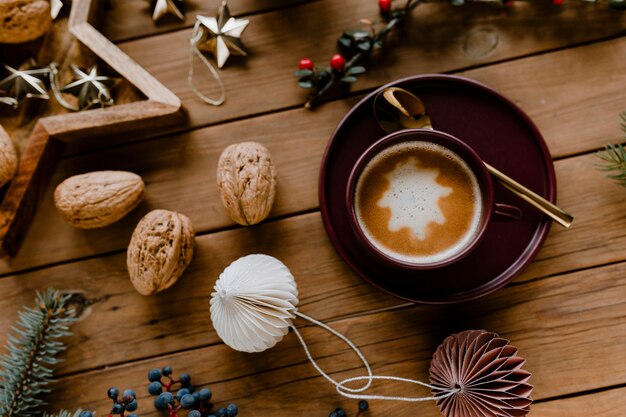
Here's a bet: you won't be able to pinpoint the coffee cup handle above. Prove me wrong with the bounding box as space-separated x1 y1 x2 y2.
493 203 522 222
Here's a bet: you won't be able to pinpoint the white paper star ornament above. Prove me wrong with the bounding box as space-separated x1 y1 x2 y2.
59 65 116 111
194 1 249 68
51 0 63 19
152 0 184 21
0 65 50 108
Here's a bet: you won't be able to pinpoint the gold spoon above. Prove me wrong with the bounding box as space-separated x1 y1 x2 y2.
373 87 573 228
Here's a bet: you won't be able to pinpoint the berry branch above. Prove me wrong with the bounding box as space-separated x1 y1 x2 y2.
294 0 625 109
148 366 239 417
327 400 369 417
105 387 139 417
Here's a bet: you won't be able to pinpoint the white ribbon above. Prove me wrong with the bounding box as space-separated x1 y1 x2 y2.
188 20 226 106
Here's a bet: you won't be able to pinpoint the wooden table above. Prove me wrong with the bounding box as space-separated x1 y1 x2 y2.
0 2 625 417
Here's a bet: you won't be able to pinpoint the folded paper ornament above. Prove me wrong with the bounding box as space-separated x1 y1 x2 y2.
429 330 533 417
210 255 532 415
210 254 299 353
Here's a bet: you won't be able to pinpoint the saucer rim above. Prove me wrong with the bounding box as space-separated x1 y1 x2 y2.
318 74 556 304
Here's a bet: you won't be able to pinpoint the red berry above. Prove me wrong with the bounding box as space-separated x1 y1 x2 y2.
298 58 314 70
379 0 392 12
330 54 346 71
552 0 564 4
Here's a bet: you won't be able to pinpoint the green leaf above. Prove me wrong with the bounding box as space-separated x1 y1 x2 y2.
298 80 315 89
340 76 358 83
338 37 352 49
347 30 370 39
347 66 366 75
293 69 313 77
357 41 372 52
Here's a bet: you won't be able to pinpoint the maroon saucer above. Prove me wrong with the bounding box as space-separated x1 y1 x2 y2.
319 74 556 304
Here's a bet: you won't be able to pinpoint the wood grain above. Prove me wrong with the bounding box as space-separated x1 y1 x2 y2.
0 98 356 272
0 0 182 257
2 34 622 269
24 260 626 417
113 0 625 139
63 12 626 157
0 2 623 415
3 109 624 278
534 387 626 417
102 0 313 42
0 125 60 257
1 145 626 373
457 37 626 158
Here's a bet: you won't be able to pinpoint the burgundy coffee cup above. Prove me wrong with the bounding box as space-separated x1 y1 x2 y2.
346 129 521 271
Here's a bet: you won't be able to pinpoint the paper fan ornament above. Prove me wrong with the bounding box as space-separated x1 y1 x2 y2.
210 254 299 353
429 330 533 417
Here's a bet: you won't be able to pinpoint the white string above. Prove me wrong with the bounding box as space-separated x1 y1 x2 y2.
292 311 459 402
188 20 226 106
49 63 79 112
335 376 458 402
292 311 373 393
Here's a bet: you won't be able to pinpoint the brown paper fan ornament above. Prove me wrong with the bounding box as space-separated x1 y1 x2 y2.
429 330 533 417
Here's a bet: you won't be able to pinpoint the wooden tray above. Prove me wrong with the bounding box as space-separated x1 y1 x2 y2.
0 0 182 257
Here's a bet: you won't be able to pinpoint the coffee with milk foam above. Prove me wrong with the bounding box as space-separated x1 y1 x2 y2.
355 141 482 265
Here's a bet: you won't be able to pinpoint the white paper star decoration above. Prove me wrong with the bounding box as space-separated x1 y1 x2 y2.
51 0 63 19
60 65 116 110
195 1 249 68
0 64 50 108
152 0 184 21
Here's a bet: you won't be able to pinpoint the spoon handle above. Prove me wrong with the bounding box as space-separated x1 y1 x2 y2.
484 163 573 228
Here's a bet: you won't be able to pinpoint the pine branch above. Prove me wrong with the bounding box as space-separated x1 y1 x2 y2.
0 289 76 417
595 111 626 187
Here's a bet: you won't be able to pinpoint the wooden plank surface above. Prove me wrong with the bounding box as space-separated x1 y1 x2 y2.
3 51 625 274
535 388 626 417
29 260 626 416
2 152 626 374
1 2 625 417
111 1 625 140
65 33 626 157
3 36 626 273
102 0 312 42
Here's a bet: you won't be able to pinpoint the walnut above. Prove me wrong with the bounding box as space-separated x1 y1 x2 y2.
0 0 52 43
217 142 277 226
127 209 195 296
54 171 145 229
0 127 17 188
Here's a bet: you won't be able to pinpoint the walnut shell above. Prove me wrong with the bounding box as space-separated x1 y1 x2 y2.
217 142 277 226
0 0 52 43
54 171 145 229
0 126 18 188
127 209 195 296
